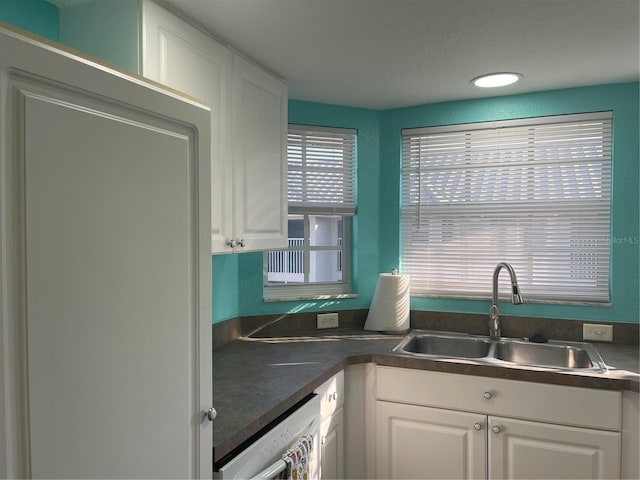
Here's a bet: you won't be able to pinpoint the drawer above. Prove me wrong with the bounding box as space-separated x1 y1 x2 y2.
315 370 344 419
376 366 621 431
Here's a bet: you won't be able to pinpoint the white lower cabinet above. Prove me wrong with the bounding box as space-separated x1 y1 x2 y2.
374 367 622 480
376 401 486 479
315 372 345 479
376 401 620 480
489 416 620 479
320 406 344 480
621 391 639 479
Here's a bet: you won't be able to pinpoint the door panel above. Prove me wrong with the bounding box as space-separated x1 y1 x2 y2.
232 55 288 251
320 407 344 480
376 401 486 479
24 93 192 478
489 416 620 479
0 27 211 478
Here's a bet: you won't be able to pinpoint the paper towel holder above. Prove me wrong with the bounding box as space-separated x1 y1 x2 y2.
364 269 411 334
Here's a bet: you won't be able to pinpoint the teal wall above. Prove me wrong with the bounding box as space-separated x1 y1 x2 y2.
59 0 139 73
380 83 639 323
0 0 58 41
212 254 239 322
0 0 138 73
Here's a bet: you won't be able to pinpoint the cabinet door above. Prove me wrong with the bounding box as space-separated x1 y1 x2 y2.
232 54 288 251
320 407 344 480
142 0 233 253
489 416 620 479
0 27 212 478
376 401 486 479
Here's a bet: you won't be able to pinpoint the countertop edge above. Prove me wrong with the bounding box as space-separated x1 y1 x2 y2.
372 353 639 392
213 348 638 462
213 358 352 463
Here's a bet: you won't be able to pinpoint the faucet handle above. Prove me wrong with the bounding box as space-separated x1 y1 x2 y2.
512 285 524 304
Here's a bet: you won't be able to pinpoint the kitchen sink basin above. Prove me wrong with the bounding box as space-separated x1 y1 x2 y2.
400 334 491 358
494 340 594 369
393 330 607 372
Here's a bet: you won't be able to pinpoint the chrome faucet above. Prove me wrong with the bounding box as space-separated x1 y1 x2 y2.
489 263 523 338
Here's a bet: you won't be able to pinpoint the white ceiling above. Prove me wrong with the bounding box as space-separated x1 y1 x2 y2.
159 0 639 110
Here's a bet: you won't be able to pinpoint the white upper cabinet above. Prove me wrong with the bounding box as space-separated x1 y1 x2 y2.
231 55 288 252
142 0 287 253
142 0 232 252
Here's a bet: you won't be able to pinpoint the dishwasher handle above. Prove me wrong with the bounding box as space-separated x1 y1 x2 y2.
250 416 321 479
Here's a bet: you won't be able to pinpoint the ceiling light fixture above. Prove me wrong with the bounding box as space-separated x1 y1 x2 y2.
472 72 522 88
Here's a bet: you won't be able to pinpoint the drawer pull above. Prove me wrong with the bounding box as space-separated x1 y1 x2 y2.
483 391 493 400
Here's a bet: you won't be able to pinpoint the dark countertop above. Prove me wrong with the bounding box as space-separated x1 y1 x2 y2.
212 329 639 463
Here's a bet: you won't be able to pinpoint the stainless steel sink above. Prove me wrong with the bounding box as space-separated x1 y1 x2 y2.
393 330 607 372
400 334 491 359
494 339 595 369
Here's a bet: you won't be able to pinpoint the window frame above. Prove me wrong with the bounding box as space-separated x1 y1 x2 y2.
263 214 354 301
264 125 357 302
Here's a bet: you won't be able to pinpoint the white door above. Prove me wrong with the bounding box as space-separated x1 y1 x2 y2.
232 54 288 251
0 27 212 478
376 401 486 479
488 416 621 479
142 0 233 253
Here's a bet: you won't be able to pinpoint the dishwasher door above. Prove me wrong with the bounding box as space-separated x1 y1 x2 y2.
214 394 321 479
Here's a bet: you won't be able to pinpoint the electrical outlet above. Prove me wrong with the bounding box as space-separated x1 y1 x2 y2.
583 323 613 342
317 313 339 329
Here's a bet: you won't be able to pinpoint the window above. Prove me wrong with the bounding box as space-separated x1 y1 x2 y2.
401 112 612 304
264 125 356 301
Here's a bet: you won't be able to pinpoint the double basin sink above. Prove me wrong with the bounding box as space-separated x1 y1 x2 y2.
393 330 607 372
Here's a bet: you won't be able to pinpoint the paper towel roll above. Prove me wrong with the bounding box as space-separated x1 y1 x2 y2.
364 272 410 333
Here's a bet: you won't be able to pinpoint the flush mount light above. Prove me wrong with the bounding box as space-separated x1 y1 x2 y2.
472 72 522 88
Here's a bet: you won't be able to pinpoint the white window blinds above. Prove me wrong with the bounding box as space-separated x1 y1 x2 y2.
401 112 612 303
288 125 357 215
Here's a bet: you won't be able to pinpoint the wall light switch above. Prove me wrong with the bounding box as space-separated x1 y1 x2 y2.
317 313 339 329
583 323 613 342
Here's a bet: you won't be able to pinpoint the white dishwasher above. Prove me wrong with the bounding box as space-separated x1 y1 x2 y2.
214 394 321 480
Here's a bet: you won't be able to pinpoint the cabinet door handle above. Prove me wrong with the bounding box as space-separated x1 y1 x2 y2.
473 422 483 431
328 392 337 401
226 239 236 248
491 425 501 434
205 407 217 421
237 238 246 248
483 391 493 399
